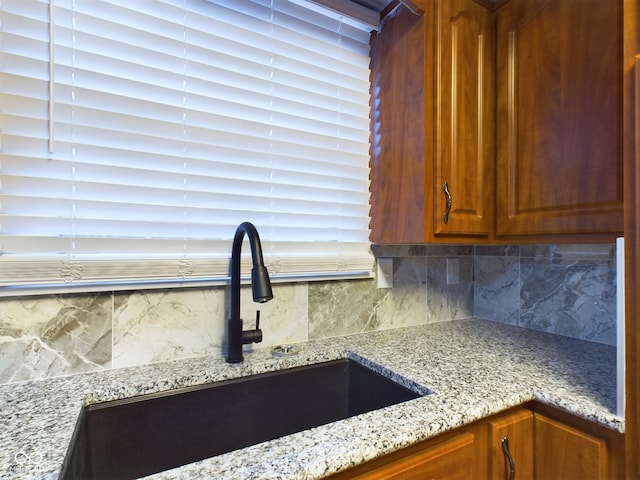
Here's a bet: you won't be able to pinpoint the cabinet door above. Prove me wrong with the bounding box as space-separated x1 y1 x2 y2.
434 0 494 237
495 0 623 238
348 432 477 480
488 409 534 480
534 414 608 480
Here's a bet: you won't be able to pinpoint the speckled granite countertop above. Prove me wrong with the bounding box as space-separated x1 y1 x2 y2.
0 319 622 479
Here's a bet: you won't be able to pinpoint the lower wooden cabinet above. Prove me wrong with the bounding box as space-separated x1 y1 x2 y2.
532 406 625 480
535 414 606 480
326 408 528 480
346 432 476 480
325 405 623 480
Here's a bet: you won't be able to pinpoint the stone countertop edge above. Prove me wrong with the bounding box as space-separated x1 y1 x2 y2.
0 319 622 480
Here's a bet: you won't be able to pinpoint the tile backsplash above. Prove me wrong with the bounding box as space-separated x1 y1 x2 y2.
0 244 616 385
474 244 617 345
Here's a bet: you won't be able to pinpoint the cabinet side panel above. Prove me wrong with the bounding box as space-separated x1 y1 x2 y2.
370 5 433 243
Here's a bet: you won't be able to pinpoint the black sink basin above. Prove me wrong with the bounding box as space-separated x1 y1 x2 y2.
60 358 424 479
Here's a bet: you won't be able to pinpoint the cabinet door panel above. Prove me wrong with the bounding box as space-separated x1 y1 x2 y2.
488 410 534 480
535 414 608 480
495 0 623 236
349 432 476 480
435 0 494 236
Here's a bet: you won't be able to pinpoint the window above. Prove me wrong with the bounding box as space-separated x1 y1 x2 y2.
0 0 373 295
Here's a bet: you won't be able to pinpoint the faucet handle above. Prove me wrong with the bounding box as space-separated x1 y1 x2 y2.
240 311 263 345
251 310 263 343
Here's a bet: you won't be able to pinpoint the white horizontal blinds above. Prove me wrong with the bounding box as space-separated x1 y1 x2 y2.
0 0 373 290
1 2 65 252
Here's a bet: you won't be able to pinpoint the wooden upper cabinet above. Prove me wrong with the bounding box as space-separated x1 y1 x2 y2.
434 0 494 238
370 0 623 244
369 0 494 243
495 0 624 238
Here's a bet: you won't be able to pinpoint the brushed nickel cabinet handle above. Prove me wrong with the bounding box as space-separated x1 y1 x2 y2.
442 182 452 224
501 436 516 480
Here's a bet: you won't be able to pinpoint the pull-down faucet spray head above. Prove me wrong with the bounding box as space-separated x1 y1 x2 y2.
251 262 273 304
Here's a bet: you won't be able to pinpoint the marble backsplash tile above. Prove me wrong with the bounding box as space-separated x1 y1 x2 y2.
112 288 224 369
112 283 309 369
375 257 430 330
0 243 616 384
474 244 617 345
426 255 474 322
519 256 616 344
308 248 474 338
474 255 520 324
308 279 386 337
0 294 112 384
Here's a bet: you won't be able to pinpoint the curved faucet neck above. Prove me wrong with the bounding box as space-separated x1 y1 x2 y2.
231 222 271 302
232 222 265 272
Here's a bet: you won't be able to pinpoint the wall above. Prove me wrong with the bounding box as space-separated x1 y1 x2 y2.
0 244 615 385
